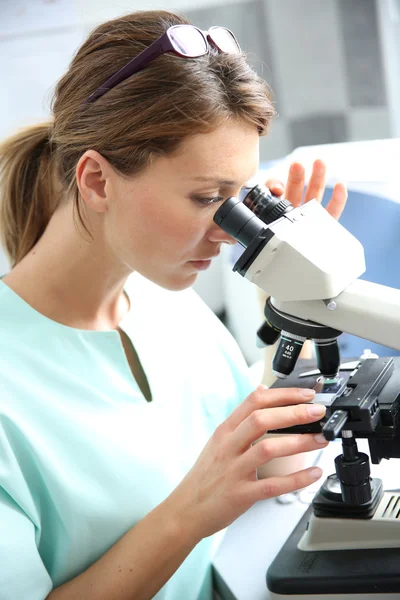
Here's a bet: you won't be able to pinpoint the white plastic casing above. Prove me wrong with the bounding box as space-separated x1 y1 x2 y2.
244 199 400 351
245 200 366 302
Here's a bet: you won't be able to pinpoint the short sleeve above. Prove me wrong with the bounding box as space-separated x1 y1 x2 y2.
0 486 52 600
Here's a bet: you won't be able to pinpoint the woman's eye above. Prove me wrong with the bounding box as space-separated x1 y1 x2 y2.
192 195 224 206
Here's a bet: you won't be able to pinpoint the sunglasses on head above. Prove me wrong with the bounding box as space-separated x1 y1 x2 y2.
85 24 241 104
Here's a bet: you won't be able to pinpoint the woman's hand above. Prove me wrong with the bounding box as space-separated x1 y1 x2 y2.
266 158 347 221
168 386 328 540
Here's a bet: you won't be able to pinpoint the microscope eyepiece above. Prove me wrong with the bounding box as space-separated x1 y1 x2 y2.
213 196 266 247
214 185 294 248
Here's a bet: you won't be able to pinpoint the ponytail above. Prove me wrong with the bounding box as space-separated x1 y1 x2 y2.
0 122 59 266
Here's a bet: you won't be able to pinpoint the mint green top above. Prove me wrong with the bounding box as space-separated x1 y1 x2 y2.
0 274 253 600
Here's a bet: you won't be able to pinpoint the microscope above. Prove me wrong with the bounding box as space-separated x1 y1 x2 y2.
214 186 400 597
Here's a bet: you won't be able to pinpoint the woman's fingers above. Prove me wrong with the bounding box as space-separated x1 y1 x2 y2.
222 386 316 432
264 178 285 197
265 160 347 221
250 466 324 502
325 182 348 220
304 159 326 203
231 402 326 452
285 159 327 205
283 162 305 206
239 433 328 474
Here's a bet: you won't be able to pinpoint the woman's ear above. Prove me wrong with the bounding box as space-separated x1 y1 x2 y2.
76 150 112 213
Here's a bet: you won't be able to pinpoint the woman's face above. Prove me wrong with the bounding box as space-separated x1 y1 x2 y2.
106 120 260 290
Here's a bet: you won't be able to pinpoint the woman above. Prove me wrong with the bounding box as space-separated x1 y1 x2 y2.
0 10 347 600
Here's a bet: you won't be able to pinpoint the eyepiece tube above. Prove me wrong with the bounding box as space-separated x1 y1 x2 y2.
213 197 266 247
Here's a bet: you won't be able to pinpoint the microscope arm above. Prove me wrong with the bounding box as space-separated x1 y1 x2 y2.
272 279 400 352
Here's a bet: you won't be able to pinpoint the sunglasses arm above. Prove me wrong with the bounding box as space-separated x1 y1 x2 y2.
85 38 166 104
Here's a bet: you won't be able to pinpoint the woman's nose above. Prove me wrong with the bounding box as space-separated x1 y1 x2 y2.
208 221 237 245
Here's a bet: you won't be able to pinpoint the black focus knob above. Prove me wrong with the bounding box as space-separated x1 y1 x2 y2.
335 452 372 505
340 481 372 505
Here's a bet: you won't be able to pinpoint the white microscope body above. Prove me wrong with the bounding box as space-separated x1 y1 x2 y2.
244 199 400 352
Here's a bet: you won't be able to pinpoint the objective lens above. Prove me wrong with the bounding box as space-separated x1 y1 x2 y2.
314 337 340 378
272 331 306 379
256 320 281 348
241 185 293 224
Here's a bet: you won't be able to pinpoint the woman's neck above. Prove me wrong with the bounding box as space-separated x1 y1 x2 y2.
3 203 132 330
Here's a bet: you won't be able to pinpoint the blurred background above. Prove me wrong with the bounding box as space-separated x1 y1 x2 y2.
2 0 400 364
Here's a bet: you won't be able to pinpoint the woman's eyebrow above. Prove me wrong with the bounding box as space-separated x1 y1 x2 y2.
189 176 238 186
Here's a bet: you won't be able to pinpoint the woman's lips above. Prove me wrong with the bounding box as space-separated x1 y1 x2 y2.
188 259 212 270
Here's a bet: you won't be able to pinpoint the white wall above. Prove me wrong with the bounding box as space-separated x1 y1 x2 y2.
0 1 83 140
377 0 400 137
0 1 81 273
79 0 252 27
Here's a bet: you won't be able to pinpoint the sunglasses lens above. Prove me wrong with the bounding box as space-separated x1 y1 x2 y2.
209 27 241 53
170 26 207 57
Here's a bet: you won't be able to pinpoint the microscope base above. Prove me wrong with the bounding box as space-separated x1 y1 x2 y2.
299 491 400 551
267 505 400 596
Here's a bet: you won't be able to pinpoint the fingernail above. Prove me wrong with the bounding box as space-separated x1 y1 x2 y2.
309 467 323 480
314 433 328 444
300 389 315 398
274 183 284 192
307 403 326 417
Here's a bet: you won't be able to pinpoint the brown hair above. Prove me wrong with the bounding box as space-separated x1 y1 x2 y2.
0 10 275 266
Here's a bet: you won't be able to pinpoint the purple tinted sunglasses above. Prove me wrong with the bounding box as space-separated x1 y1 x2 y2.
85 24 241 104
